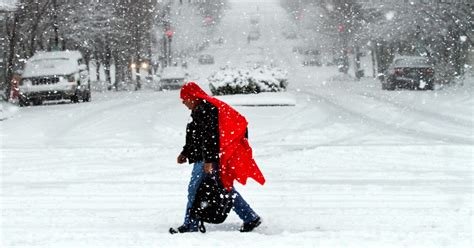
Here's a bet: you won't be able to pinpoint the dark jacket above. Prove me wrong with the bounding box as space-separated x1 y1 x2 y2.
181 101 220 164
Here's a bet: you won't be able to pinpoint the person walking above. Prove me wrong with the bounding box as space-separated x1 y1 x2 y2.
169 82 265 234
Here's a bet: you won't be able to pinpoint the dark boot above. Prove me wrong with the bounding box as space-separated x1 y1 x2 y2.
169 224 198 234
240 217 262 232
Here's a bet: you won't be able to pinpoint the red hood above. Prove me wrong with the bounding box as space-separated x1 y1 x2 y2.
180 82 265 190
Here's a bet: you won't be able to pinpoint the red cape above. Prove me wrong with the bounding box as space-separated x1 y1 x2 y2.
180 82 265 190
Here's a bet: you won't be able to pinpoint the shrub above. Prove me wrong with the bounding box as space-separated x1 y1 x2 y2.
208 66 288 95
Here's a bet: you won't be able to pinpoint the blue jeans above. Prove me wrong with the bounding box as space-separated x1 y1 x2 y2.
183 162 259 229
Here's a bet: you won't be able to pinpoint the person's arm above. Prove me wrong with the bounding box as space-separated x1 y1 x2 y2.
178 119 194 164
181 124 191 156
177 153 187 164
199 104 220 164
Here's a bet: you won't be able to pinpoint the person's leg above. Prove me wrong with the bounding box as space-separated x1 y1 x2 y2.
210 162 259 223
183 161 204 229
231 189 259 223
211 162 261 232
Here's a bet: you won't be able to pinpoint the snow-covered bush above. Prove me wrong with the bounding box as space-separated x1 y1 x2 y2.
208 66 288 95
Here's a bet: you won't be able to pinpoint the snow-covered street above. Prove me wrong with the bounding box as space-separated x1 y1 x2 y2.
1 0 473 247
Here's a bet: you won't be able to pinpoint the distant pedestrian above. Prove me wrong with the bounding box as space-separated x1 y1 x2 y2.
169 82 265 234
9 73 21 103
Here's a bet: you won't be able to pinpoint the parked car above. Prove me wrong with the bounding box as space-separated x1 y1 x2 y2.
292 46 320 56
214 36 225 44
381 56 435 90
282 30 297 39
302 57 322 67
250 15 260 25
181 60 188 68
335 57 349 73
18 50 90 106
141 74 160 90
198 54 215 64
158 67 187 90
304 49 320 56
292 46 304 53
248 30 260 41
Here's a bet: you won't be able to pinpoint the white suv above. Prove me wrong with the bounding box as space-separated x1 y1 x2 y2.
19 50 90 106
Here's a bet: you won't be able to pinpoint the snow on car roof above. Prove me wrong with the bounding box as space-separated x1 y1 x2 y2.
22 51 83 78
393 55 429 60
29 50 83 61
160 67 186 79
392 56 432 67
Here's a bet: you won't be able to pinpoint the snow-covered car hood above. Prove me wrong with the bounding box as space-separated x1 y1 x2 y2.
22 58 78 78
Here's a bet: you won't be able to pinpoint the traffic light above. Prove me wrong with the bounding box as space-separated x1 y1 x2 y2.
338 24 345 33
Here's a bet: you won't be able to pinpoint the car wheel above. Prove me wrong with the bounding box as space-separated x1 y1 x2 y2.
19 97 30 107
425 82 434 91
83 90 91 102
386 85 395 91
32 98 42 106
71 94 80 103
382 82 394 91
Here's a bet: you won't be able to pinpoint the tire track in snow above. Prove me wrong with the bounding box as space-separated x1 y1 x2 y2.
44 92 178 147
1 99 135 149
359 91 473 129
301 90 473 145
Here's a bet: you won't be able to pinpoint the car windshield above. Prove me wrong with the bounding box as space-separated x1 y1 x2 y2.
393 58 431 67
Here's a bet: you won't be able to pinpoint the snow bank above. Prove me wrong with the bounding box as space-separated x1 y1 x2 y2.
0 101 19 121
209 66 288 95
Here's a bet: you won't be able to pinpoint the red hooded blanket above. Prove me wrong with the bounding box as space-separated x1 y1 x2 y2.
180 82 265 190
